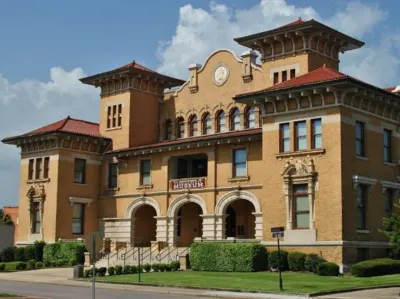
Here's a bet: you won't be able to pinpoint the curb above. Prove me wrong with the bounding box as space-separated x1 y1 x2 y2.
309 284 400 297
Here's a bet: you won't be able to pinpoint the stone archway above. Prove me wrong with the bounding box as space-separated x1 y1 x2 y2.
167 194 207 246
215 190 262 240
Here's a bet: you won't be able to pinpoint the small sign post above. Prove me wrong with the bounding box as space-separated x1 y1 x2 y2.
92 231 96 299
271 227 285 292
135 238 142 283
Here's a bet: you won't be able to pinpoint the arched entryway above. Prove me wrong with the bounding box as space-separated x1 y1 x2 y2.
216 190 263 240
167 194 207 246
125 197 161 247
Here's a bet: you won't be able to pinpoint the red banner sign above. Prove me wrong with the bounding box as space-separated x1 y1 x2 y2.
170 178 206 190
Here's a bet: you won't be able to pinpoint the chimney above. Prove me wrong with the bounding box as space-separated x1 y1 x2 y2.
241 50 258 83
188 64 202 93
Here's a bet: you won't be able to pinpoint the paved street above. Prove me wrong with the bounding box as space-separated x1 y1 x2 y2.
317 287 400 299
0 281 194 299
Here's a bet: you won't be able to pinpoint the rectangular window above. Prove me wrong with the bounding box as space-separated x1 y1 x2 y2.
140 159 151 185
356 248 368 262
385 189 393 217
273 72 279 85
43 157 50 179
356 121 365 157
35 158 42 179
233 149 247 177
311 119 322 149
280 123 290 152
72 203 85 235
290 69 296 79
74 158 86 184
32 202 41 234
112 105 117 128
295 121 307 151
108 163 118 189
107 106 111 128
356 185 367 230
117 104 122 127
282 70 287 82
293 184 309 229
384 129 392 163
28 159 34 180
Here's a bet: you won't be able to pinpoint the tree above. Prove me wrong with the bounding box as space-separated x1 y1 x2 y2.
0 208 13 225
381 204 400 259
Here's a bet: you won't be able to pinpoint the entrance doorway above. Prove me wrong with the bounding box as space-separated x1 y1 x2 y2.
133 205 157 247
225 199 255 239
176 202 203 247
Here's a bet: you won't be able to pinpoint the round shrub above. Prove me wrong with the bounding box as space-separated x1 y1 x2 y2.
143 263 151 273
152 264 160 272
107 266 115 276
27 259 36 270
24 246 35 261
317 262 339 276
268 250 288 271
1 246 16 262
305 253 326 273
14 247 26 262
84 269 92 277
288 252 306 271
165 264 172 272
0 263 5 271
33 241 46 262
98 267 107 276
130 265 138 274
16 262 27 271
68 258 77 267
123 265 131 274
170 261 180 271
44 260 52 268
115 265 122 275
35 262 43 269
351 258 400 277
159 264 167 272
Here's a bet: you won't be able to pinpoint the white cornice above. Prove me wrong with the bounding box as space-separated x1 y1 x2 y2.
69 197 93 207
381 180 400 193
352 175 377 192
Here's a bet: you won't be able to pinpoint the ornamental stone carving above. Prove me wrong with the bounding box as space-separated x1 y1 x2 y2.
213 63 230 86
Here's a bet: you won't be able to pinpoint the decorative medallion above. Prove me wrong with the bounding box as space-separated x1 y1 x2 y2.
213 63 229 86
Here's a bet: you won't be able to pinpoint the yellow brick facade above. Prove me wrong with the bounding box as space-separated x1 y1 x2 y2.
3 19 400 269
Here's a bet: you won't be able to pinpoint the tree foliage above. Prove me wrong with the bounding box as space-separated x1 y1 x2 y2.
381 204 400 258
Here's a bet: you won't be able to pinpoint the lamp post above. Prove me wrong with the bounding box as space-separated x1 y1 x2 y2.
135 238 142 283
271 227 284 292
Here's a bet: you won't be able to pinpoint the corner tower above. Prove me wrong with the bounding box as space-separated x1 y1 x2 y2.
80 62 185 150
234 18 364 85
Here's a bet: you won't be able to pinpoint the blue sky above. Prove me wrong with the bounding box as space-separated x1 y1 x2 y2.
1 0 399 207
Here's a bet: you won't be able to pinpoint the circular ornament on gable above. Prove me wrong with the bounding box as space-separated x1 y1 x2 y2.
213 63 230 86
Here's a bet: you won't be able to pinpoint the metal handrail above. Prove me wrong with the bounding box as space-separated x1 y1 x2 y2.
140 243 159 263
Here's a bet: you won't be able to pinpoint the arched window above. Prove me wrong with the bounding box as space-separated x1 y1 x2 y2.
216 110 226 133
176 117 185 138
244 106 255 129
230 108 240 131
202 113 212 134
165 119 172 140
189 115 198 137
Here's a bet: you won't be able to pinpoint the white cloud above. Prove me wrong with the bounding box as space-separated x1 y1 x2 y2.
157 0 391 86
0 68 98 207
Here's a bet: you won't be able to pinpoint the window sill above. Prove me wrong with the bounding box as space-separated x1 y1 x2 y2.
276 148 325 159
357 229 370 234
27 178 50 184
106 126 122 132
228 176 250 182
384 162 396 167
356 156 368 161
106 187 120 191
73 183 87 186
136 184 153 190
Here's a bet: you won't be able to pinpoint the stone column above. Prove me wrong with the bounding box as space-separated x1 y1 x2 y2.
283 178 292 230
308 178 315 229
155 216 168 243
167 217 176 246
201 214 216 240
215 214 227 240
253 212 263 240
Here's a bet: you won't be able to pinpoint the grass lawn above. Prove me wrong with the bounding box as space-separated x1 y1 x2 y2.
0 294 19 297
97 271 400 294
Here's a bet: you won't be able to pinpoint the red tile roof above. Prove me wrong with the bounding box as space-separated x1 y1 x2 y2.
108 128 262 154
277 17 305 30
235 64 348 98
384 86 396 92
114 60 157 73
2 116 107 142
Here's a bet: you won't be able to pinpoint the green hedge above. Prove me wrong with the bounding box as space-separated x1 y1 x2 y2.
351 258 400 277
189 243 267 272
288 252 306 271
305 253 326 273
268 250 288 271
1 247 15 262
317 262 339 276
43 242 86 266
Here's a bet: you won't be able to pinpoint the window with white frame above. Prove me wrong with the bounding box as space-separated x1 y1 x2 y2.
140 159 151 185
72 203 85 235
232 149 247 177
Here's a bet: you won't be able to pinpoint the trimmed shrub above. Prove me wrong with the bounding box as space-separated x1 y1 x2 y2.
123 265 131 274
24 246 35 261
288 252 307 271
152 264 160 272
27 259 36 270
1 247 16 262
159 264 166 272
170 261 180 271
35 262 43 269
43 243 60 265
317 262 340 276
98 267 107 276
305 253 326 273
351 258 400 277
15 262 27 271
165 264 172 272
68 258 77 267
143 263 151 273
115 265 122 275
268 250 288 271
85 269 92 277
14 247 26 262
44 260 52 268
43 242 86 266
55 259 65 267
189 243 268 272
0 263 5 271
33 241 46 262
108 266 115 276
130 265 138 274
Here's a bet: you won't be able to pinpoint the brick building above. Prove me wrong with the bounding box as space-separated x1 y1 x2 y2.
2 206 19 245
2 18 400 269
